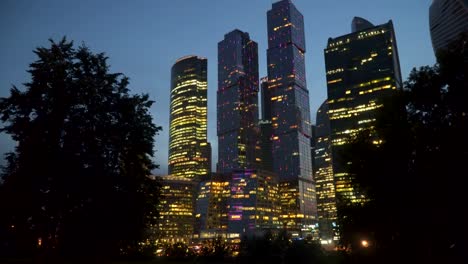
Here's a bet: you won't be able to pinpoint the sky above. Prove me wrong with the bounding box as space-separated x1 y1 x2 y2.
0 0 436 174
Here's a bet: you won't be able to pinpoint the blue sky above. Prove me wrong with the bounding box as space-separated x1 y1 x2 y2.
0 0 435 174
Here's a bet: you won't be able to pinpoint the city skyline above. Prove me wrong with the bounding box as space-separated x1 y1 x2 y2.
0 0 437 174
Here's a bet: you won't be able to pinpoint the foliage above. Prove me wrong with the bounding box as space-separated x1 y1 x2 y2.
238 230 333 264
0 37 162 259
198 236 230 260
164 242 191 258
337 35 468 263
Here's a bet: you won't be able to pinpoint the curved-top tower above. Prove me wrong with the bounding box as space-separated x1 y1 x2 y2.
169 56 210 180
429 0 468 54
352 16 375 33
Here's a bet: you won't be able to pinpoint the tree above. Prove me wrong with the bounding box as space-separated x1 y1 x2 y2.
338 34 468 263
0 38 161 260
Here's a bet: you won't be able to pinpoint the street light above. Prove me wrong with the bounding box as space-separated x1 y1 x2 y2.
361 239 369 248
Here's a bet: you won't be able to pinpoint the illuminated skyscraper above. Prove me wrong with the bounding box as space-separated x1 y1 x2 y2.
217 29 259 173
324 18 402 204
194 173 230 240
157 175 197 244
313 101 338 242
266 0 317 232
429 0 468 55
169 56 210 179
228 169 280 240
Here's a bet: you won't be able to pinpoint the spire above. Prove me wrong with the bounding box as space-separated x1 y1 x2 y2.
351 17 375 33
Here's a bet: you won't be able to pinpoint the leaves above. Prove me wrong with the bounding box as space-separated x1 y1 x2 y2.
338 34 468 263
0 37 161 258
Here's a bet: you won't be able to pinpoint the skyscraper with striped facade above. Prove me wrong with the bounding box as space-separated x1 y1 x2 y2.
168 56 211 180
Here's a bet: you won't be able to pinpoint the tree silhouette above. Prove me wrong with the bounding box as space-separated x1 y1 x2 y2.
338 34 468 263
0 37 161 260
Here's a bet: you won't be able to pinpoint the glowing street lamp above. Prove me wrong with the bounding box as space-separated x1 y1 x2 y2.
361 239 369 248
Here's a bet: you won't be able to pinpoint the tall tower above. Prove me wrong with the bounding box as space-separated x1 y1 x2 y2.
259 77 273 172
324 18 402 204
314 101 337 242
266 0 317 231
429 0 468 56
217 29 259 173
169 56 210 180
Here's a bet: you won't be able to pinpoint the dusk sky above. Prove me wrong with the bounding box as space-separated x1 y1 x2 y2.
0 0 436 174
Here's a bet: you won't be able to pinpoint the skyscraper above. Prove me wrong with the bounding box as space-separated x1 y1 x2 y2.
313 101 338 242
217 29 259 174
259 77 274 172
429 0 468 55
228 169 280 240
216 29 281 240
169 56 210 180
157 175 197 244
194 173 230 240
324 17 402 204
266 0 317 232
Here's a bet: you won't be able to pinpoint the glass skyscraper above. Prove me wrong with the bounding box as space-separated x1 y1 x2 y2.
266 0 317 232
429 0 468 55
313 101 338 242
169 56 210 180
217 29 259 173
324 17 402 205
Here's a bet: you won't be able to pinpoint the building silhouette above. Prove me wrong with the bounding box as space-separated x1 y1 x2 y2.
429 0 468 55
324 17 402 205
217 30 259 174
168 56 211 179
265 0 317 233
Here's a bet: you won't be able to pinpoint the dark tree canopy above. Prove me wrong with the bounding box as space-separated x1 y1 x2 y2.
0 37 161 259
337 35 468 263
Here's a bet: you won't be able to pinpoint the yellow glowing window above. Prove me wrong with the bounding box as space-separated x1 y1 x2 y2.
327 79 342 84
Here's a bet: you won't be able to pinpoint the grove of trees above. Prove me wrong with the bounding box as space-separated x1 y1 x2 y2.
337 35 468 263
0 38 161 262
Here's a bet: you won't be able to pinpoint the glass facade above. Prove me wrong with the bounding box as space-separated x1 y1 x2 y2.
259 78 274 172
157 176 197 244
314 101 338 241
430 0 468 55
258 119 273 172
169 56 210 180
266 0 316 229
324 19 402 205
217 30 259 173
227 169 280 240
194 173 231 240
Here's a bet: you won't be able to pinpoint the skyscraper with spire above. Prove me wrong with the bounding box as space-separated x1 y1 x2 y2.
265 0 317 232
